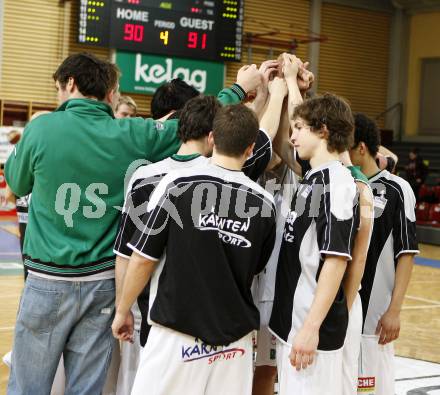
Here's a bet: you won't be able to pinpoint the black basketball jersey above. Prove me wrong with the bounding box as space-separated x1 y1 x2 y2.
128 163 276 345
360 170 419 335
269 161 359 351
114 129 272 345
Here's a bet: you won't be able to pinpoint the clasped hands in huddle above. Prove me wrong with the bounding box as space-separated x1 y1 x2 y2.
235 53 314 102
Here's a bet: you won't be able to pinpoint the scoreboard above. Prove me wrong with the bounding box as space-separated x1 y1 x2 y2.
78 0 244 62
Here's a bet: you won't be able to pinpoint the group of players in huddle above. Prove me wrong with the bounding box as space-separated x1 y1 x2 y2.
5 51 417 395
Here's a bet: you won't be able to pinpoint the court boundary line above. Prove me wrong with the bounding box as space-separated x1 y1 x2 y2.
396 374 440 382
405 295 440 305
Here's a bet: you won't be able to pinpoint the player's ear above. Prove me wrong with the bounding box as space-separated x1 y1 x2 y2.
208 131 214 147
318 124 329 141
66 77 76 93
205 132 214 154
245 142 255 159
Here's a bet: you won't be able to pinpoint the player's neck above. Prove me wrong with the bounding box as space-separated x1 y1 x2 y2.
211 150 245 171
309 144 339 169
360 157 381 178
177 139 207 157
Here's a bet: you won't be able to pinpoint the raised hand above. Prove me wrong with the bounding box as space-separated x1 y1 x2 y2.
259 59 280 85
298 62 315 92
282 53 300 80
236 64 263 94
268 76 288 98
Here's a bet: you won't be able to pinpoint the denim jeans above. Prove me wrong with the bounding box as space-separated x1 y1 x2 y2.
8 274 116 395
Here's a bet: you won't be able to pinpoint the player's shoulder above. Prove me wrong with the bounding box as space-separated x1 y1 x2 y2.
127 158 172 193
255 128 271 146
386 171 413 193
241 173 275 206
320 162 357 218
327 161 355 183
314 162 356 195
376 171 415 201
150 164 207 196
160 164 275 208
130 158 170 182
134 158 171 178
118 116 177 133
22 112 56 140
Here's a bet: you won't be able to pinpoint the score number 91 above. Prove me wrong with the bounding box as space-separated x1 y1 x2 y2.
123 24 207 50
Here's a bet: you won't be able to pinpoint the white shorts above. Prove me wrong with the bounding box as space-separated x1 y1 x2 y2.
342 293 362 395
276 340 343 395
358 335 394 395
103 329 141 395
131 325 253 395
116 330 141 395
255 301 277 367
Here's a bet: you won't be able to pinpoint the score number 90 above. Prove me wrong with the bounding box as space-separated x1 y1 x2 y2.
123 23 207 50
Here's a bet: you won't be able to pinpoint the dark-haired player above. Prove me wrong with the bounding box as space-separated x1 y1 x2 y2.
112 104 276 394
349 113 418 395
269 93 359 395
151 78 200 120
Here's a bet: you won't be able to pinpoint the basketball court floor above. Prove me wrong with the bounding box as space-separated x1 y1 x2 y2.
0 218 439 394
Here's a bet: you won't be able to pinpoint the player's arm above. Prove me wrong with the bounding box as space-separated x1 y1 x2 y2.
217 64 263 106
4 184 17 205
291 177 359 370
343 181 373 309
377 145 398 168
115 255 129 307
284 54 303 123
259 77 287 140
291 255 348 371
112 178 173 341
112 252 158 342
247 60 279 119
4 125 35 197
241 76 287 180
376 180 419 345
272 55 303 173
340 152 374 310
242 86 290 180
114 172 154 307
272 101 302 175
376 253 414 345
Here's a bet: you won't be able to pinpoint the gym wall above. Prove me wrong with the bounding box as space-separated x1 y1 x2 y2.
405 12 440 137
318 3 391 127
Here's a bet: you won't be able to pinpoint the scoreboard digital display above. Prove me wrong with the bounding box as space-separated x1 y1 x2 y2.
79 0 244 62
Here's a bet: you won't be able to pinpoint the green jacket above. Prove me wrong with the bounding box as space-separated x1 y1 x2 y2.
5 85 245 276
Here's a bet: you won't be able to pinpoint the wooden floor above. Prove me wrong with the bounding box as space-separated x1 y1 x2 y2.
0 244 439 393
0 275 23 392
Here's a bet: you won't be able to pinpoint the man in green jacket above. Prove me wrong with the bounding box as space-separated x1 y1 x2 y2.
5 52 261 395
